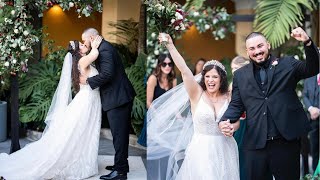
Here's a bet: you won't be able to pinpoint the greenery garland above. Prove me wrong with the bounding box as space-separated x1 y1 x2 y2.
0 0 102 89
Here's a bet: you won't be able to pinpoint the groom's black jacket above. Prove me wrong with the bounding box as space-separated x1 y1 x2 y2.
87 39 136 111
222 41 320 150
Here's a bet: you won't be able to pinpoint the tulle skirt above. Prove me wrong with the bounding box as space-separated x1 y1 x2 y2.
0 87 101 180
176 133 240 180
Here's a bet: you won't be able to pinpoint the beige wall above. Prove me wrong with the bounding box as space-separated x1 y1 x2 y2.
102 0 140 43
174 0 237 66
234 9 255 58
175 26 236 63
42 5 102 55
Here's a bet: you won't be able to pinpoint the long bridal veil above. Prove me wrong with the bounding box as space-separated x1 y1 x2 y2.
147 74 201 180
43 52 72 134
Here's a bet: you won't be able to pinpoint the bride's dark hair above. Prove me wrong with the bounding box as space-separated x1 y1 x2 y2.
68 40 81 92
199 65 228 94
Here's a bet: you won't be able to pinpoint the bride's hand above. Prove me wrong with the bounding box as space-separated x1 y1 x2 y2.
91 36 102 49
158 33 173 45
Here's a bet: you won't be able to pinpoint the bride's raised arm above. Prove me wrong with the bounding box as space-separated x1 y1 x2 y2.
79 36 102 70
159 33 202 104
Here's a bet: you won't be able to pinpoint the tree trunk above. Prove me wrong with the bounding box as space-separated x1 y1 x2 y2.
138 0 146 54
10 74 20 153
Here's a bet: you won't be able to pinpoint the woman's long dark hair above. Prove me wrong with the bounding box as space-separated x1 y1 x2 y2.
152 53 176 89
193 58 206 75
68 40 82 92
199 65 228 94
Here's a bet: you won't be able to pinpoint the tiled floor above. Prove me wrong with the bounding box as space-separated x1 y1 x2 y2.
0 137 146 180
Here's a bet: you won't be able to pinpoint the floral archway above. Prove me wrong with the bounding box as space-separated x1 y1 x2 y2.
0 0 102 153
145 0 235 74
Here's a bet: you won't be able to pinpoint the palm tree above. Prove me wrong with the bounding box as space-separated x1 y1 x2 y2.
138 0 146 54
254 0 316 48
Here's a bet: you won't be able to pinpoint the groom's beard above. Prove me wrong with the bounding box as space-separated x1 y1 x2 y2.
249 53 271 67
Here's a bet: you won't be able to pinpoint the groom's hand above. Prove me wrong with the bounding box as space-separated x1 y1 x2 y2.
80 75 88 85
291 27 310 45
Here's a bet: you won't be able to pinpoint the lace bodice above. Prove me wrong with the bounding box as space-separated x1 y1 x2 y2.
193 94 228 136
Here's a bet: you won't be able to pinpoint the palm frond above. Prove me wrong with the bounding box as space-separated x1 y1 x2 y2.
254 0 315 48
108 19 139 53
183 0 206 11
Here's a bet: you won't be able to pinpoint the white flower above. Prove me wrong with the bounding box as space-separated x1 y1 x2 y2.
11 10 15 16
1 81 4 85
155 4 163 11
25 59 28 62
154 50 159 55
180 23 185 30
193 12 199 17
213 18 218 25
151 32 156 38
199 19 203 23
294 55 299 60
69 2 74 8
21 46 27 51
175 12 183 20
147 56 152 61
171 19 175 24
175 26 180 30
4 62 9 67
12 59 17 64
297 90 302 97
23 30 29 36
14 29 19 34
271 60 278 66
205 24 210 30
12 43 17 48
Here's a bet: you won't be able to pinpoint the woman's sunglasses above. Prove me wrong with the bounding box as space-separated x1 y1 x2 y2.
161 62 173 68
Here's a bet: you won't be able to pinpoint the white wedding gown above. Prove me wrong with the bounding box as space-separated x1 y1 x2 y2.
176 94 239 180
0 66 101 180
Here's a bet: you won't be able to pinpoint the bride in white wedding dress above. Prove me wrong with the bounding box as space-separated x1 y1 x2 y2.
147 34 240 180
0 37 103 180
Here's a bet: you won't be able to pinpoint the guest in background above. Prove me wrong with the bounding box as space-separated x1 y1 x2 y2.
193 58 206 75
138 53 177 147
303 73 320 172
146 53 177 109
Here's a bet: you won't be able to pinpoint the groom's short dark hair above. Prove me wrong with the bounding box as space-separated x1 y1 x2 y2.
245 32 266 42
83 28 99 36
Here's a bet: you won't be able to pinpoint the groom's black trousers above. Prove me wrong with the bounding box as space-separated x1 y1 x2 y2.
106 101 133 173
243 138 300 180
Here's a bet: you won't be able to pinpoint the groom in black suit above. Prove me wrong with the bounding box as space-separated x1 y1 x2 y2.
219 27 320 180
81 28 136 180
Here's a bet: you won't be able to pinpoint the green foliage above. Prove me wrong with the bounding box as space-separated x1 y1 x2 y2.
301 174 320 180
19 47 66 123
183 0 206 11
125 53 147 136
220 58 232 83
254 0 315 48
